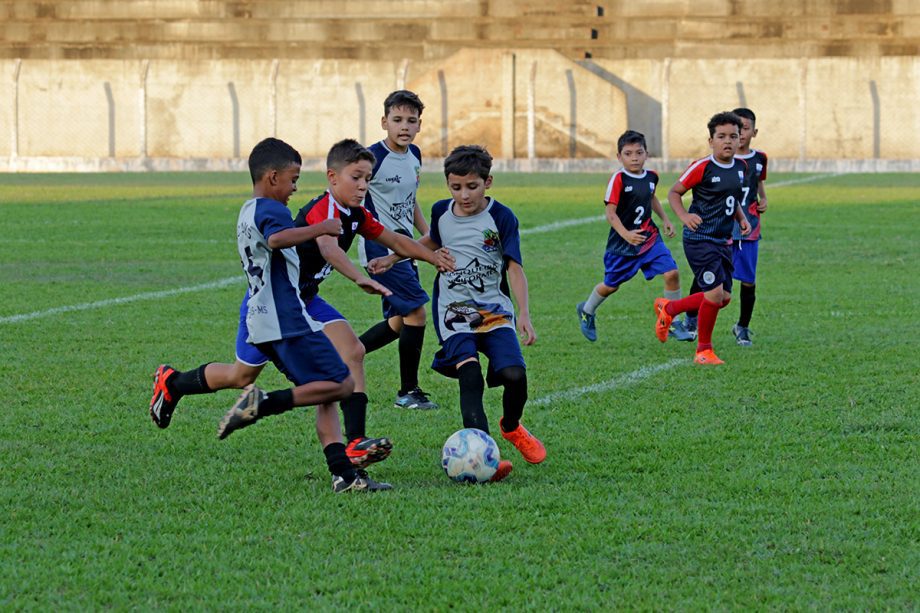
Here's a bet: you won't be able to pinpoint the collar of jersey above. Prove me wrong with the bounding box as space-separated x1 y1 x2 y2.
708 155 736 169
735 150 758 160
380 140 409 157
449 197 493 218
620 168 648 179
327 190 349 214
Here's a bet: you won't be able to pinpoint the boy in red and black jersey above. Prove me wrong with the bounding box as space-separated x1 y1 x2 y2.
654 112 751 365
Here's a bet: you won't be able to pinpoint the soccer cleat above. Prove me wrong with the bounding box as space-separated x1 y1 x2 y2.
499 418 546 464
694 349 725 365
684 315 698 340
668 318 694 342
732 324 753 346
654 298 673 343
576 301 597 342
489 460 513 483
149 364 180 428
394 387 438 410
332 471 392 493
345 436 393 469
217 385 266 440
356 469 393 491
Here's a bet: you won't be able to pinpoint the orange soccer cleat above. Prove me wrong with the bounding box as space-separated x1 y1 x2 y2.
489 460 514 483
694 349 725 365
654 298 673 343
499 419 547 464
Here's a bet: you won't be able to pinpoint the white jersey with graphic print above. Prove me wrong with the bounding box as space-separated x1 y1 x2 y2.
428 197 522 342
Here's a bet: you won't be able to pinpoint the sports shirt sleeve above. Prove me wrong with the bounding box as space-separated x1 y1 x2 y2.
678 158 708 190
357 207 386 240
604 172 623 206
760 152 769 181
254 199 294 239
428 200 449 247
492 204 522 267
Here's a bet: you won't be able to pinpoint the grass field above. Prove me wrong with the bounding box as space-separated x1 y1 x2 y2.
1 170 918 609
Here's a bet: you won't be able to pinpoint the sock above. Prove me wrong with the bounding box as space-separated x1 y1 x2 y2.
497 367 527 433
359 320 399 354
397 324 425 395
324 442 359 480
687 278 702 318
256 389 294 417
666 292 704 316
457 362 488 434
696 298 722 352
663 288 682 302
340 392 368 442
738 284 755 327
170 363 213 397
582 288 606 315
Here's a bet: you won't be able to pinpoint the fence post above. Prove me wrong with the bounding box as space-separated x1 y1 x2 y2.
11 58 21 160
269 59 279 137
502 52 515 159
397 58 410 90
662 57 670 164
799 58 807 163
139 59 149 158
527 61 536 160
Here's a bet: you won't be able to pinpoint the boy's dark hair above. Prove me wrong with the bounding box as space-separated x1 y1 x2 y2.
384 90 425 117
707 111 743 137
326 138 376 171
617 130 647 153
732 107 756 126
248 137 301 183
443 145 493 180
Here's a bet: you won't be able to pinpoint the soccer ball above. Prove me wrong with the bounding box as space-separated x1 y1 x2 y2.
441 428 500 483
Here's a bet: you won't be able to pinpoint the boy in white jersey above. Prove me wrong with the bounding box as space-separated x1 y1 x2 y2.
358 90 439 410
418 145 546 482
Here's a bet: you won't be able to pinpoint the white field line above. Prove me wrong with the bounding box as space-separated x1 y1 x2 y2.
529 358 685 407
1 173 841 325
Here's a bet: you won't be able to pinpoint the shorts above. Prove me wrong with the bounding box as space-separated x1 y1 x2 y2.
370 259 430 319
432 327 525 387
684 239 733 294
603 236 678 288
255 332 350 386
732 240 759 284
304 294 346 327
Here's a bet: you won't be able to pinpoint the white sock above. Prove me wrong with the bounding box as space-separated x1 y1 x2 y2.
583 288 607 315
664 288 682 301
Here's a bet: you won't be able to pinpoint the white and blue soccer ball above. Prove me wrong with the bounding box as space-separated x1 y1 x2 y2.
441 428 500 483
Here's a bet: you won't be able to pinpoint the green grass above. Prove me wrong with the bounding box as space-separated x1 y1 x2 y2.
1 171 918 609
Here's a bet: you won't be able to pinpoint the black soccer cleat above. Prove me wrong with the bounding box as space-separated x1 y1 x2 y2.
217 385 266 440
149 364 180 428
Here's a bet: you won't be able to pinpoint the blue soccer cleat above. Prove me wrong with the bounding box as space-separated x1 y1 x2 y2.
576 302 597 342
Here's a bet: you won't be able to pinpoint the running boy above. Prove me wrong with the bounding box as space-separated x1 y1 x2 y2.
653 112 751 365
420 145 546 482
357 90 439 409
576 129 692 343
293 139 454 466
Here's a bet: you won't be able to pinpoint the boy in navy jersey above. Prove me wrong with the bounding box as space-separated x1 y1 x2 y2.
357 90 440 410
293 139 454 472
576 130 692 343
417 145 546 482
654 112 751 365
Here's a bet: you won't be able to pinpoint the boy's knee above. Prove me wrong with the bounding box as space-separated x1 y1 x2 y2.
663 269 680 286
497 366 527 387
348 339 366 365
338 375 355 399
403 307 426 326
231 364 260 387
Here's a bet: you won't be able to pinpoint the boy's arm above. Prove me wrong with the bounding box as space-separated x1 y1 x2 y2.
756 182 768 213
412 204 430 235
506 260 536 346
376 228 455 272
667 182 701 231
267 218 341 249
734 201 752 235
650 195 675 238
315 235 392 296
606 203 647 246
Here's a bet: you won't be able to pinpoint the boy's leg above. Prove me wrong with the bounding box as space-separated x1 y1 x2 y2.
395 306 438 408
732 240 758 345
316 402 392 492
577 283 616 342
661 269 693 342
358 317 400 353
457 359 489 433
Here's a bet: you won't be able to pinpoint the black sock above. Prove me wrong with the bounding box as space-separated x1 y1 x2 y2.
687 278 702 318
340 392 368 442
256 389 294 417
738 283 756 328
497 367 527 433
324 442 358 480
398 324 425 394
170 363 213 397
457 362 488 433
359 320 399 354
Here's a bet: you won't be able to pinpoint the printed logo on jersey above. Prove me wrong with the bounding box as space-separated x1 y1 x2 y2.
756 163 763 173
624 185 633 192
386 175 402 183
391 193 416 221
702 271 716 285
481 229 500 253
445 257 497 293
444 300 512 332
711 176 721 183
351 222 359 231
649 181 655 191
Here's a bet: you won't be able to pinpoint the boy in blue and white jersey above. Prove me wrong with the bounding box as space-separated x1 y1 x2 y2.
357 90 439 410
417 145 546 482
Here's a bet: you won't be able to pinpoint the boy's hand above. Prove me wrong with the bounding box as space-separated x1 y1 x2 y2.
756 197 768 213
433 248 455 272
356 276 392 297
622 229 647 246
739 218 752 236
517 314 536 346
316 218 342 236
367 255 398 274
681 213 703 231
661 219 676 238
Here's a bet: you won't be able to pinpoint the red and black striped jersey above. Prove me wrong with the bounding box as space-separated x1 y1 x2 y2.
733 149 768 241
603 168 660 256
677 156 747 245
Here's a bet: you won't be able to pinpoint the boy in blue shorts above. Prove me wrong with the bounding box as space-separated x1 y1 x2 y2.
653 112 751 365
418 145 546 482
575 130 692 343
357 90 440 410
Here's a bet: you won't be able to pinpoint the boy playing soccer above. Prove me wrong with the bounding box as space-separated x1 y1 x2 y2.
419 145 546 482
293 139 454 467
654 112 751 365
576 130 692 343
357 90 440 409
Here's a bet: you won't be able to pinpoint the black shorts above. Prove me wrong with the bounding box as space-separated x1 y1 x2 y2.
683 239 733 293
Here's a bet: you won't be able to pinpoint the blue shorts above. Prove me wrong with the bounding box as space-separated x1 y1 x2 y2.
603 236 678 288
235 294 269 367
255 332 350 386
370 259 430 319
684 239 733 293
304 294 346 326
432 327 525 387
732 240 759 284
